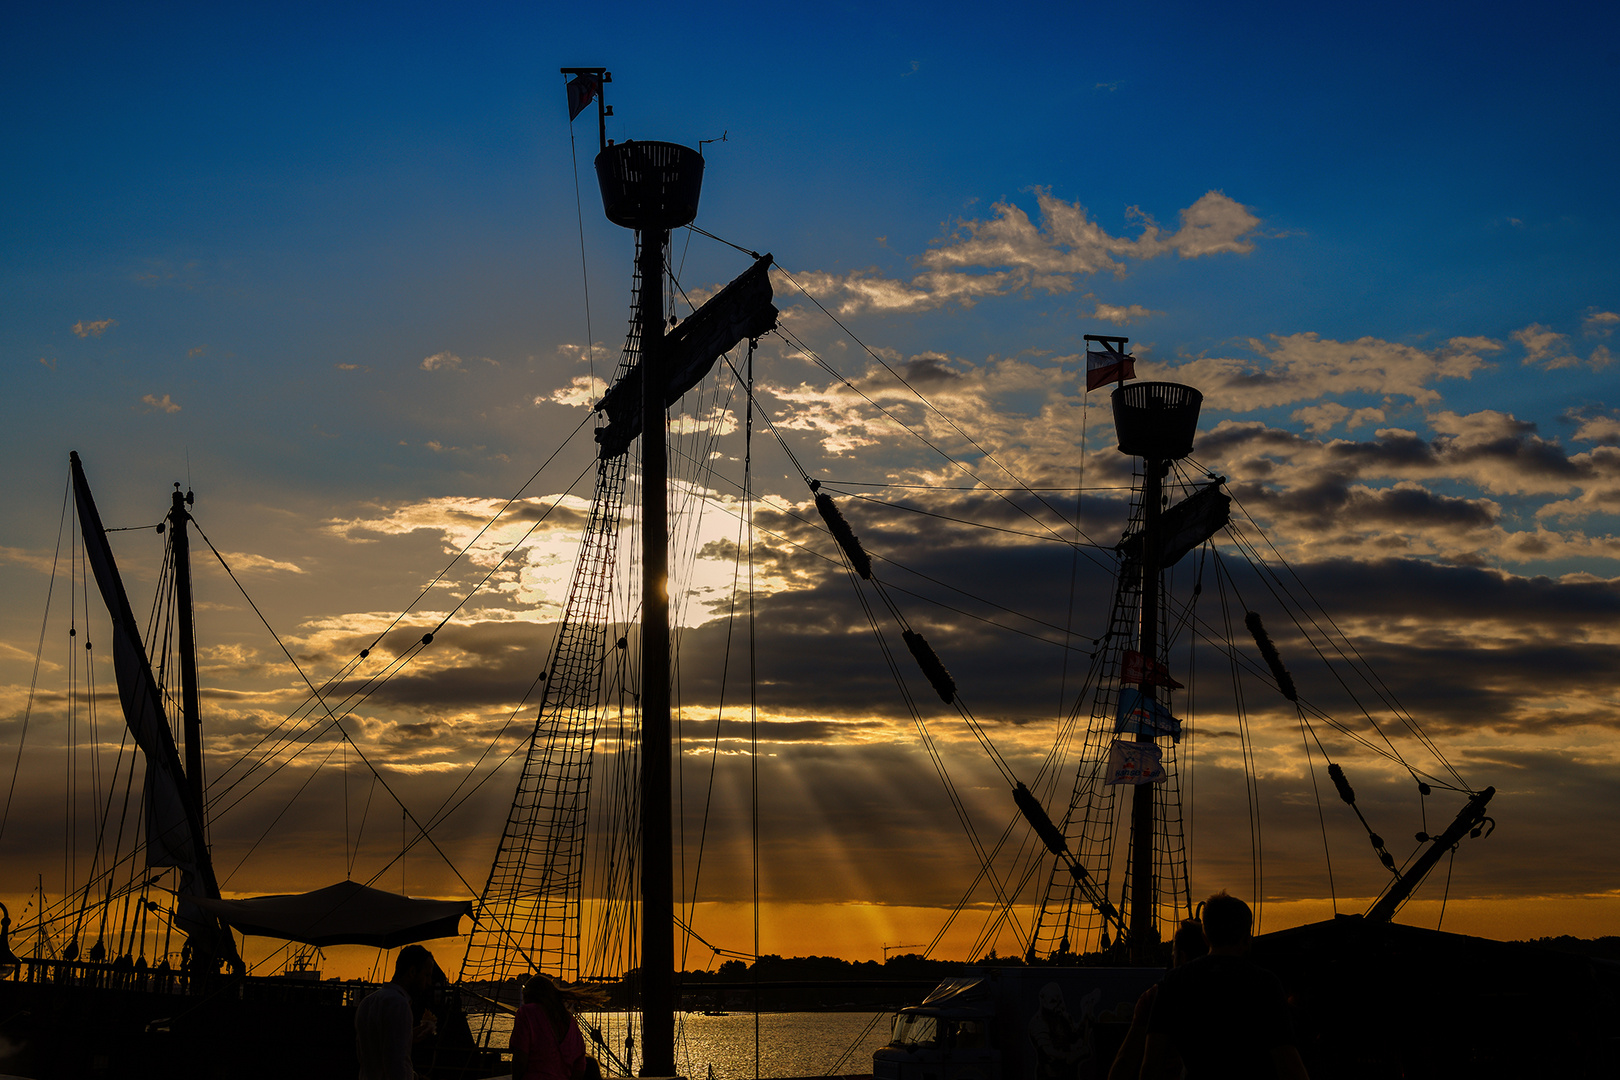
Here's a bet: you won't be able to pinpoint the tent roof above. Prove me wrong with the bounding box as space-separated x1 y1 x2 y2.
191 880 471 948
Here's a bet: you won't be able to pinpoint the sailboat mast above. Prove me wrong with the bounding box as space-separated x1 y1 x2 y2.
168 485 205 815
638 225 676 1078
1129 460 1164 965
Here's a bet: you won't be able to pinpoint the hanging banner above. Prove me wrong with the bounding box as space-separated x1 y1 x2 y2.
1115 686 1182 743
1106 739 1166 785
1122 649 1184 689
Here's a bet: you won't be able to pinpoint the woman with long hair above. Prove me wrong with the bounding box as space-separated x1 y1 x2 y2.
510 974 606 1080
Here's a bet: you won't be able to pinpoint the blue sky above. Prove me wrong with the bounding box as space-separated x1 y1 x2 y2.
3 1 1619 971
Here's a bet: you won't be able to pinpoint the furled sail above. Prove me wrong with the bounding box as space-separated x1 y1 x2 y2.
69 453 241 971
594 253 778 458
69 452 202 870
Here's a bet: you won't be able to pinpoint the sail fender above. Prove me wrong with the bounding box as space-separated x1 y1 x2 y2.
1245 611 1299 702
810 483 873 579
1118 481 1230 569
902 630 957 704
595 253 778 458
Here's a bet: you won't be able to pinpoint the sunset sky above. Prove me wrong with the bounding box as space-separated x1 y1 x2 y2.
3 2 1618 979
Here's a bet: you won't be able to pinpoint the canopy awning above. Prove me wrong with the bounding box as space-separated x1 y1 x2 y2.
192 880 471 948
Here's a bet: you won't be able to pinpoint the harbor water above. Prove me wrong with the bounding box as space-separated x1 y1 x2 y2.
476 1010 895 1079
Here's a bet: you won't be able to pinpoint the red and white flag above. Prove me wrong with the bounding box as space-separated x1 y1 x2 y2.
567 74 601 121
1086 347 1135 391
1122 649 1184 689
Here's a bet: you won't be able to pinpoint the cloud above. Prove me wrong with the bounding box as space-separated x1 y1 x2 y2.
72 318 117 338
1290 403 1387 434
1571 412 1620 445
1087 303 1159 325
215 552 305 574
420 352 464 371
777 190 1260 317
1163 333 1498 410
335 362 370 372
140 393 181 413
922 188 1260 277
38 357 55 369
546 374 610 408
1583 310 1619 334
188 345 207 357
1513 323 1579 369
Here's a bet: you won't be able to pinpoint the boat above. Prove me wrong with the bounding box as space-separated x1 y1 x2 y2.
0 457 503 1079
5 68 1616 1080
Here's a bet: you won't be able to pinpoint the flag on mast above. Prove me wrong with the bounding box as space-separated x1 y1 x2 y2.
1106 739 1166 785
1122 649 1184 689
1115 687 1182 742
566 73 601 121
1086 345 1136 391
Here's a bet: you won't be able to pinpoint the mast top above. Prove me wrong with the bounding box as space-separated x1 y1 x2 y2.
595 140 704 231
1112 381 1204 461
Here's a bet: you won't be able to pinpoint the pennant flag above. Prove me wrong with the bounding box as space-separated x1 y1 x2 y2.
1106 739 1166 785
1122 649 1184 689
1115 687 1181 743
567 73 601 121
1086 347 1136 391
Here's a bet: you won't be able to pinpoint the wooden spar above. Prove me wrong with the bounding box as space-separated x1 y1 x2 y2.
1128 459 1164 965
637 226 676 1078
170 486 205 818
1366 786 1495 923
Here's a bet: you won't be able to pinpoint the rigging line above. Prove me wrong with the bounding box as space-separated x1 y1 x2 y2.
1213 555 1264 926
1218 488 1467 787
1055 395 1089 757
1437 844 1456 930
218 736 344 887
1181 605 1460 787
354 408 595 658
202 450 597 796
568 109 597 390
681 481 747 968
1216 528 1445 785
820 481 1134 492
3 474 72 841
682 222 763 260
664 443 1094 648
842 555 1020 929
779 324 1111 557
678 369 752 965
174 544 488 906
772 268 1107 548
1296 705 1337 914
822 486 1118 549
748 341 762 1080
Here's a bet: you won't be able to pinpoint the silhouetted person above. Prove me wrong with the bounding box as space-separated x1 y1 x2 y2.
1140 892 1309 1079
1108 919 1207 1080
356 944 438 1080
512 974 588 1080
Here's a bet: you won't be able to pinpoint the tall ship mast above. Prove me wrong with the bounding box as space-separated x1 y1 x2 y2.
459 68 776 1075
